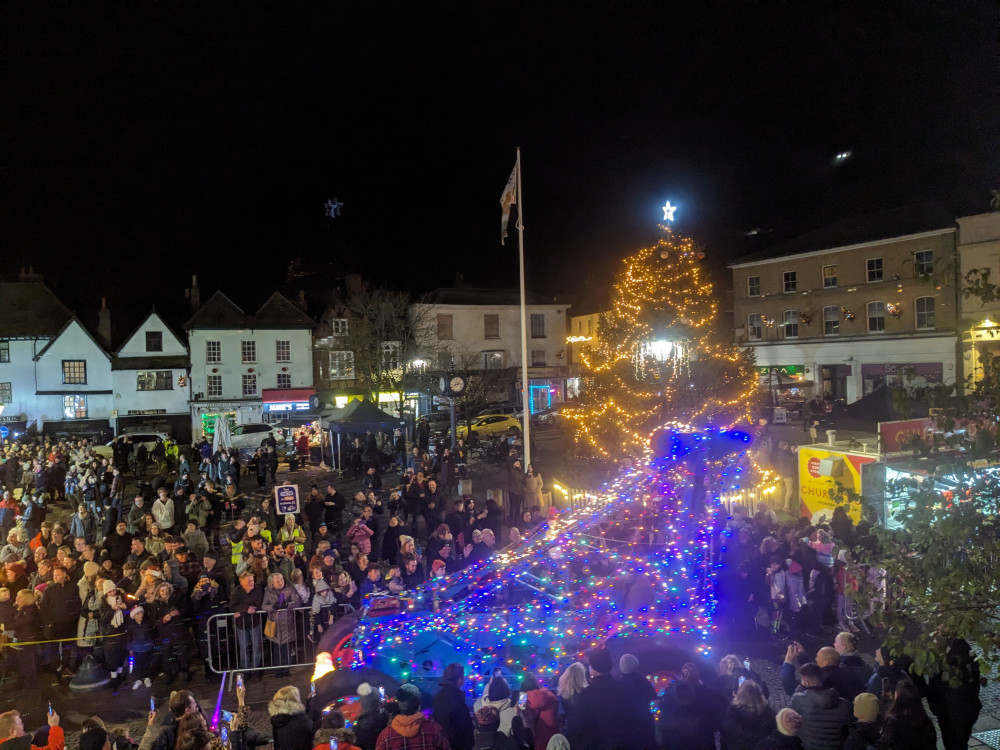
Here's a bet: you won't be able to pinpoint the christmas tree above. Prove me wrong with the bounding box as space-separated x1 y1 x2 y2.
570 224 758 458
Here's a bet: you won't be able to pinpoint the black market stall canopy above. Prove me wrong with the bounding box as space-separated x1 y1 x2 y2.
321 399 405 433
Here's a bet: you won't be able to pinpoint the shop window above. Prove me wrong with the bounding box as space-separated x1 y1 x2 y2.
530 314 546 338
241 340 256 364
276 340 291 362
867 302 886 333
145 331 163 352
484 314 500 339
531 349 546 366
243 374 257 397
783 270 797 293
783 310 799 339
207 375 223 398
206 341 221 364
276 373 291 389
0 383 10 404
436 314 453 340
822 265 837 288
823 306 840 336
867 257 883 282
136 371 173 391
915 296 935 329
62 360 87 385
329 351 354 379
63 394 87 419
747 313 763 341
747 276 761 297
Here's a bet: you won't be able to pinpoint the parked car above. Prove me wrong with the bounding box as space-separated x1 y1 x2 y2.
455 414 522 445
229 423 286 452
531 402 568 425
93 432 172 460
476 404 524 418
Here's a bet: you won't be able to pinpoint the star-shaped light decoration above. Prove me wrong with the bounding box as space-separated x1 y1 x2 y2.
662 201 677 222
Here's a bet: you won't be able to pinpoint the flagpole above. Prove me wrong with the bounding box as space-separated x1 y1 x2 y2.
515 147 532 469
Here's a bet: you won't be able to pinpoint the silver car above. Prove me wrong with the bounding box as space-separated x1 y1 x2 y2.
93 431 172 460
228 423 286 453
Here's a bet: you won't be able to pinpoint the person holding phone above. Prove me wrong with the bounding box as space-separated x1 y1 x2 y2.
432 665 474 750
518 673 559 750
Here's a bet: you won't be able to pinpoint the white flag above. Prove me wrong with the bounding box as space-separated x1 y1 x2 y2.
500 163 517 245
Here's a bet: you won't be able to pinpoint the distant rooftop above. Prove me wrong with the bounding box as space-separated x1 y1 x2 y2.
730 202 957 267
421 288 561 306
186 291 313 329
0 282 73 337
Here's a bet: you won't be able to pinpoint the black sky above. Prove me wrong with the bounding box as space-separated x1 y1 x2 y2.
1 1 997 325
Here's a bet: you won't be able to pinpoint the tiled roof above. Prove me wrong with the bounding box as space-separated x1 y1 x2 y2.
0 282 73 337
253 292 313 328
185 291 247 329
730 202 957 267
186 291 313 330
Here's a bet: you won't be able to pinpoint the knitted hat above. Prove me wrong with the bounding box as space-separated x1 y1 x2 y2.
776 708 802 736
203 550 219 561
396 683 421 713
619 653 640 675
476 705 500 727
853 693 880 723
431 560 446 574
588 648 613 675
101 579 117 595
357 682 380 712
83 561 100 578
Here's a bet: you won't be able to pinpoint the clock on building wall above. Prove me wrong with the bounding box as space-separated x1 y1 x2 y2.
438 373 467 397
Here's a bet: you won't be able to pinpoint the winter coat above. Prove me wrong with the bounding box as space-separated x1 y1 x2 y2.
374 714 450 750
657 680 719 750
152 498 174 529
753 732 802 750
875 712 937 750
433 681 475 750
473 693 517 738
523 688 559 750
0 601 41 643
261 584 303 644
788 687 850 750
355 707 390 750
125 614 156 652
566 674 642 750
523 474 543 506
837 654 872 701
268 698 316 750
347 522 374 554
38 581 81 637
721 704 776 750
843 721 880 750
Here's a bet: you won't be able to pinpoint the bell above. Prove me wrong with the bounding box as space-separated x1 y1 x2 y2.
68 654 111 691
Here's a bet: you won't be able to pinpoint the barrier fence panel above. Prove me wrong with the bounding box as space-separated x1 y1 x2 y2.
205 606 324 675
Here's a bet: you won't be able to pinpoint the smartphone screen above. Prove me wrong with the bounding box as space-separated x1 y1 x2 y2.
236 673 244 689
150 697 155 712
738 676 746 687
220 726 229 745
518 693 527 709
221 710 234 722
329 738 339 750
47 703 53 716
378 686 386 701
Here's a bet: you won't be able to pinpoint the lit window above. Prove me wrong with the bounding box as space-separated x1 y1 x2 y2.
530 314 546 338
331 318 348 336
329 351 354 379
531 350 546 366
483 351 505 369
63 394 87 419
914 250 933 277
276 340 291 362
207 375 223 398
243 374 257 396
822 265 837 288
747 276 761 297
823 306 840 336
145 331 163 352
783 310 799 339
484 314 500 339
915 297 935 329
241 340 256 364
276 373 292 389
867 302 886 333
867 258 883 282
62 360 87 385
0 383 10 404
747 314 763 341
206 341 221 364
136 371 173 391
783 271 797 293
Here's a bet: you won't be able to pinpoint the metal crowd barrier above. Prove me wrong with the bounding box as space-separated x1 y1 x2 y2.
204 605 350 675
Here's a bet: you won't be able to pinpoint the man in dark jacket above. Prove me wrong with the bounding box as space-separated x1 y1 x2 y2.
788 663 850 750
150 689 199 750
618 653 657 748
566 648 636 750
103 521 134 567
230 570 265 672
816 646 863 701
323 484 347 532
831 633 872 699
39 566 82 673
432 663 474 750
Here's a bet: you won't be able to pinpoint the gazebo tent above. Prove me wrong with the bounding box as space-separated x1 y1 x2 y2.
320 400 405 470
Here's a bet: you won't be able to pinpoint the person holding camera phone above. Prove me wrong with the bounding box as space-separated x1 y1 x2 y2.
99 583 130 689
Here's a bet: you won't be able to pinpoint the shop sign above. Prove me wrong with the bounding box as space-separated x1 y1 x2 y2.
127 409 167 416
878 418 935 453
265 402 312 412
754 365 804 376
0 416 23 424
798 446 873 523
198 402 252 412
274 484 300 515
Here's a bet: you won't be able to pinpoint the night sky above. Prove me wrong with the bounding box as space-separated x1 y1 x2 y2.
2 1 997 327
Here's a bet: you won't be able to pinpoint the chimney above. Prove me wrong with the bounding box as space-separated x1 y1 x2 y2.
297 289 307 310
97 298 112 349
190 275 201 309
